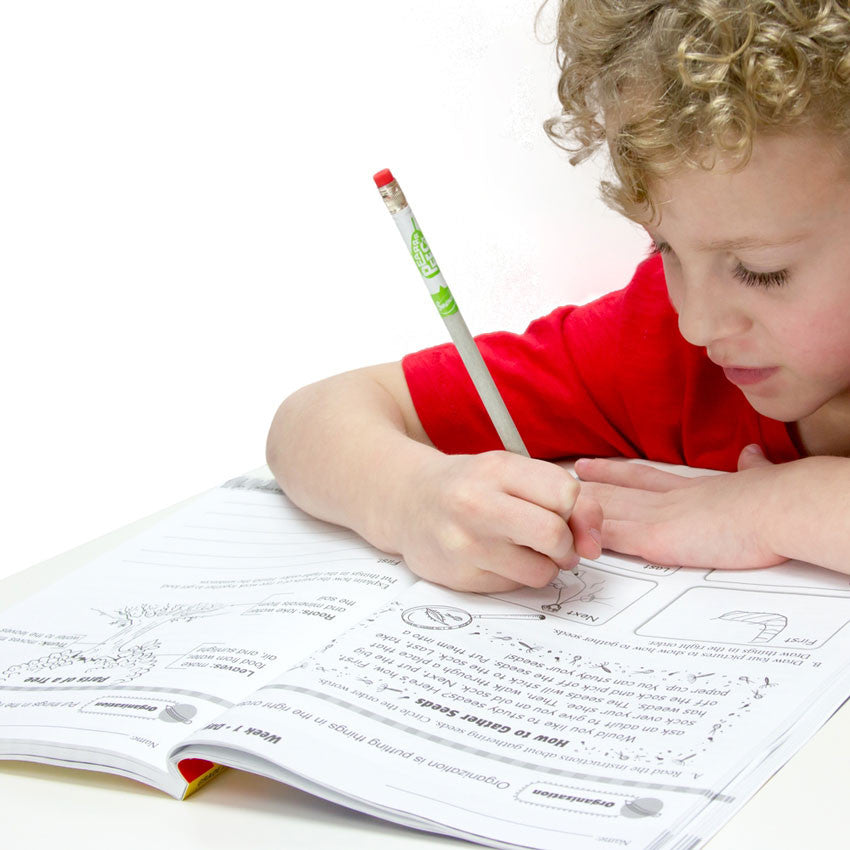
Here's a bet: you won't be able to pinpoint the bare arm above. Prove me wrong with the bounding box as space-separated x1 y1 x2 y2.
766 455 850 573
266 361 437 554
267 361 602 591
574 450 850 574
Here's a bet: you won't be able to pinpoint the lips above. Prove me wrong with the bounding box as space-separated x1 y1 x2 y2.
721 366 780 387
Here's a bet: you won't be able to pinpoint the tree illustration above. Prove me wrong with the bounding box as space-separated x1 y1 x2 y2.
1 602 229 684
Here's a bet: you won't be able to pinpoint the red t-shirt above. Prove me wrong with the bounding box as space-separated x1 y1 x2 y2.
401 254 804 471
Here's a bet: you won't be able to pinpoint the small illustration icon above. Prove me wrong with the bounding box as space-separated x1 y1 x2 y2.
542 570 609 613
717 610 788 644
401 605 544 630
159 703 197 724
621 797 663 818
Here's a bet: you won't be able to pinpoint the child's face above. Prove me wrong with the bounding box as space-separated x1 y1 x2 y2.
647 129 850 424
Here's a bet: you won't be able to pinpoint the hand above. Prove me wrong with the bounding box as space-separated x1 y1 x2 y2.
394 451 603 593
573 445 788 570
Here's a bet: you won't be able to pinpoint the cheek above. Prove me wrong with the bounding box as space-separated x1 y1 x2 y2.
661 258 682 312
770 304 850 375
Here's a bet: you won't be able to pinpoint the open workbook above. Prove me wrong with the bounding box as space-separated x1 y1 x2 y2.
2 473 850 850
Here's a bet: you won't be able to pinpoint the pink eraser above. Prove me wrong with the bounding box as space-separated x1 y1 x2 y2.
373 168 395 187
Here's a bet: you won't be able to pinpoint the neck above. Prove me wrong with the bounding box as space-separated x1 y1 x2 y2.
796 393 850 457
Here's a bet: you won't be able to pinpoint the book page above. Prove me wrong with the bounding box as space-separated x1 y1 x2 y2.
174 549 850 849
0 477 415 789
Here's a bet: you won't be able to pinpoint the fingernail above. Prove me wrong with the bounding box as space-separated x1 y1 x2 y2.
589 528 602 544
744 443 763 455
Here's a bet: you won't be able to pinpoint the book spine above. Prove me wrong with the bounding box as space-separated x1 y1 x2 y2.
178 759 226 799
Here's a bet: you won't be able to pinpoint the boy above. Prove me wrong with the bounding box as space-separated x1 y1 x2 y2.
267 0 850 592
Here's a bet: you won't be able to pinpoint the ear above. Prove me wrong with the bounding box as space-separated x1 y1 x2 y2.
737 444 774 471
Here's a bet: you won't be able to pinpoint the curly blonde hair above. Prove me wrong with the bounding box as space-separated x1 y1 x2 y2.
543 0 850 222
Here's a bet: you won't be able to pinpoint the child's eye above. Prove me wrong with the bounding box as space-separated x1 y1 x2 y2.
650 238 788 288
733 263 789 289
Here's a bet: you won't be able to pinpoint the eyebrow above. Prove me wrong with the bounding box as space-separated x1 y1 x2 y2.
696 233 810 251
652 232 810 252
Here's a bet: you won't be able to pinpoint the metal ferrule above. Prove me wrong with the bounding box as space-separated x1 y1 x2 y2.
377 179 408 215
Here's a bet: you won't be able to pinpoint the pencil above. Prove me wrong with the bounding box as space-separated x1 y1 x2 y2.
373 168 530 457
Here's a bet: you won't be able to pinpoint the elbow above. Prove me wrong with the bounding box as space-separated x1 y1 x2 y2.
265 380 324 480
265 396 292 477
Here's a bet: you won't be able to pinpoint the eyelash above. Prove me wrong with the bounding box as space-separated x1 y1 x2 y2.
648 240 789 289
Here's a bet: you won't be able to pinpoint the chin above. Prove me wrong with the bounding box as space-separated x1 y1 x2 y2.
742 389 826 423
739 392 807 423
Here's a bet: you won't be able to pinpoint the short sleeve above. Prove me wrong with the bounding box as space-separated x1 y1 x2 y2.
401 254 802 469
401 261 656 460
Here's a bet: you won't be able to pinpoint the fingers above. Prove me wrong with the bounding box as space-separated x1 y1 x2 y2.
488 452 605 559
441 570 525 594
490 452 581 517
575 457 690 492
422 452 605 592
569 495 603 560
406 551 527 593
422 531 562 591
493 495 574 565
483 454 609 571
459 491 603 586
600 517 668 565
480 539 564 588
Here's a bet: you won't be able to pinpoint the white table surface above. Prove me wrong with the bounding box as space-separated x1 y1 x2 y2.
1 481 849 850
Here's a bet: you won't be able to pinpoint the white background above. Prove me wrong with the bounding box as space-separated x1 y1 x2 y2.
0 0 646 582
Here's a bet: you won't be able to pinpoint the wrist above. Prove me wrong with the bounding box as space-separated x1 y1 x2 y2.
359 433 445 555
760 456 846 565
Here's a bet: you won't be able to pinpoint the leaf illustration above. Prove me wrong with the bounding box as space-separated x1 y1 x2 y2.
424 607 464 625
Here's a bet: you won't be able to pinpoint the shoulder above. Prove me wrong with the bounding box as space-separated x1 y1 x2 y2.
588 252 675 335
550 253 683 380
541 253 678 352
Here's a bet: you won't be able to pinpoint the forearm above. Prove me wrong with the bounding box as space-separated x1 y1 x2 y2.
265 368 440 553
765 456 850 573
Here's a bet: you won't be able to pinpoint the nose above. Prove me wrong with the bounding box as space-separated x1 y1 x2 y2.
673 273 751 350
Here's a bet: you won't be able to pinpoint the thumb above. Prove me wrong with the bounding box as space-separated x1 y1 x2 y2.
737 443 774 471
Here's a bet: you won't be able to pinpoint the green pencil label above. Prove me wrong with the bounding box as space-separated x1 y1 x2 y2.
431 284 458 317
410 218 441 280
